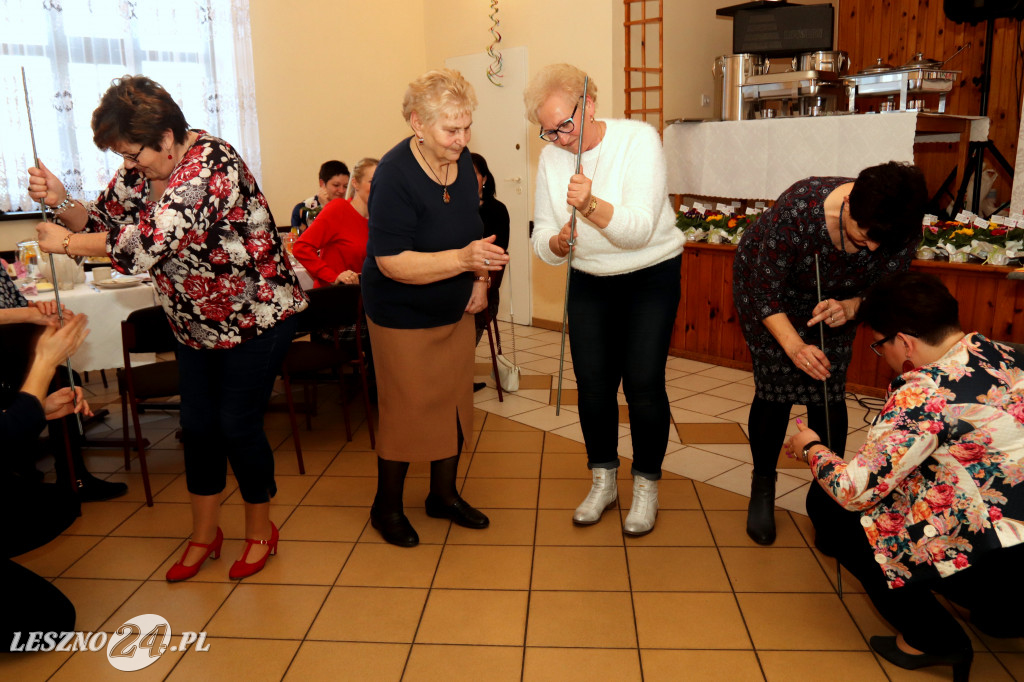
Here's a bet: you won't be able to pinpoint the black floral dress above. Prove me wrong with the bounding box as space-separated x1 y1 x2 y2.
732 177 914 404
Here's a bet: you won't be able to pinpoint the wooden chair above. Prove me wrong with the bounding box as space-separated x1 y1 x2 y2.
279 284 376 460
482 310 504 402
116 306 181 506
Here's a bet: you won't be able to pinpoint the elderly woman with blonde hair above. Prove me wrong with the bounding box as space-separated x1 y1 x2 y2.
526 63 685 536
360 68 509 546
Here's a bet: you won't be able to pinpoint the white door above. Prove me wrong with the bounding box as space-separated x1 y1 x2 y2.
446 47 530 326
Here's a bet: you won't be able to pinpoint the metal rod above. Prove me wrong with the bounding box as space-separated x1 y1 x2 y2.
555 76 589 415
814 253 842 599
21 66 82 436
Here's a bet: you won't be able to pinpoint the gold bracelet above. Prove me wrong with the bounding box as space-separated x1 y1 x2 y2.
582 196 598 219
475 275 490 285
62 233 73 257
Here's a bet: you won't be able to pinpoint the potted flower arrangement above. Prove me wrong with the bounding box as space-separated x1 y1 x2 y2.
676 207 761 244
676 207 708 242
919 217 1024 265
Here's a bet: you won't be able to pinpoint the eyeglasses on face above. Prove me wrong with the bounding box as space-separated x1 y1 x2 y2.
869 335 896 357
539 96 582 142
112 147 144 163
870 332 916 357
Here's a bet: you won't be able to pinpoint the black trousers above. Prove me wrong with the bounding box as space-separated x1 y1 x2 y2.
807 484 1024 654
567 256 681 479
0 477 79 651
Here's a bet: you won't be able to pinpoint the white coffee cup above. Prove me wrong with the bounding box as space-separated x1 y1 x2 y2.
91 266 112 281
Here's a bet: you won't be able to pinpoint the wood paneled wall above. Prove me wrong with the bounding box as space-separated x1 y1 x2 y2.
672 244 1024 397
837 1 1022 206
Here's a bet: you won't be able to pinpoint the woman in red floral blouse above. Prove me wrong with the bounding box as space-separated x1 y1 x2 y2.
789 273 1024 681
30 75 307 582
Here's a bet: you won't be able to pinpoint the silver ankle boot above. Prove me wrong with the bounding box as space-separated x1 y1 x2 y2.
623 476 658 536
573 467 618 525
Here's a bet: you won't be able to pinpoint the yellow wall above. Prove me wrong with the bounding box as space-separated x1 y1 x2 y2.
248 0 427 224
0 219 39 251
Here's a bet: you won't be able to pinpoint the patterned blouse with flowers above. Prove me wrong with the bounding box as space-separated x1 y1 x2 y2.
809 333 1024 589
82 131 307 349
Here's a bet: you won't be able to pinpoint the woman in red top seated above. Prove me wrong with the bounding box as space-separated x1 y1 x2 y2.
293 157 378 287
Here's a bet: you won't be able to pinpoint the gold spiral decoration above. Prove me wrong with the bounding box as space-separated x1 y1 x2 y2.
486 0 503 87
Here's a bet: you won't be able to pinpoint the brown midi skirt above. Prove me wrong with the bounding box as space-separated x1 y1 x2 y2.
366 313 475 462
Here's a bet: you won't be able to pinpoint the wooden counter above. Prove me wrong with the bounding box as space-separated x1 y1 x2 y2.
672 243 1024 397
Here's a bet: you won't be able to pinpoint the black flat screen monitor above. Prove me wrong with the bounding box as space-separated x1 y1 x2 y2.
733 5 834 56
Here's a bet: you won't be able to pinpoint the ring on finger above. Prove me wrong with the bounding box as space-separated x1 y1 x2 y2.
484 258 490 266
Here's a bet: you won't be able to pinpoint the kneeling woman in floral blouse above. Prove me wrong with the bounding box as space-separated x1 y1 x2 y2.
789 272 1024 681
30 75 307 582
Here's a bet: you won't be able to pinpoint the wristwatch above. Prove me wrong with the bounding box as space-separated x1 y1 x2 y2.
802 440 824 462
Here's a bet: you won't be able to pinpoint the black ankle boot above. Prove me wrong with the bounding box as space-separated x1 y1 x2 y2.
370 507 419 547
870 636 972 682
746 472 777 545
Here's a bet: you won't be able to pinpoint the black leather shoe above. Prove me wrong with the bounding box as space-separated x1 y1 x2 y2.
746 472 777 545
473 382 486 392
425 493 489 529
370 508 419 547
870 636 972 681
77 476 129 502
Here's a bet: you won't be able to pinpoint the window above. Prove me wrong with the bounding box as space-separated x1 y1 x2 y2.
0 0 261 213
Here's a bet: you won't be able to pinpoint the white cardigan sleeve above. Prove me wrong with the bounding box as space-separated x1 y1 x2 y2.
599 124 669 250
530 152 567 266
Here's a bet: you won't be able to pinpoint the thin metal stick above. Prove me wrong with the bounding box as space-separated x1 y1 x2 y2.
814 253 842 598
555 76 589 415
21 67 82 436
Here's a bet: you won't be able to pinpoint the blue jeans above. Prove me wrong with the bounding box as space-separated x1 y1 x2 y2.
567 255 681 479
176 315 297 504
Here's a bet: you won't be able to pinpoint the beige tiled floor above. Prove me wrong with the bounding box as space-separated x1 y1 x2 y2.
3 323 1020 680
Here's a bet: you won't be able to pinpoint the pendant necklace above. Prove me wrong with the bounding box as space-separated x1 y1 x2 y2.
414 141 451 203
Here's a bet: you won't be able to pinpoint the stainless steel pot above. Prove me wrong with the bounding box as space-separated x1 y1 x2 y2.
713 53 769 120
793 51 848 74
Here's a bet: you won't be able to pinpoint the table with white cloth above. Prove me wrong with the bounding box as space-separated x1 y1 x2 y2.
24 274 160 372
664 111 990 200
286 254 315 290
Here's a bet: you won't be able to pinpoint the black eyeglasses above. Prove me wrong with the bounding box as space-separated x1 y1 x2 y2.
869 335 896 357
112 147 143 163
539 97 581 142
870 332 916 357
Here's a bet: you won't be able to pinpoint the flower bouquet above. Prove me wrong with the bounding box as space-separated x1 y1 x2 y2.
676 207 708 242
676 206 761 244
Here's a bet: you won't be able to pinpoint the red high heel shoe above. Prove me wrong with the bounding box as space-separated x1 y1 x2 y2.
166 527 223 582
229 523 279 579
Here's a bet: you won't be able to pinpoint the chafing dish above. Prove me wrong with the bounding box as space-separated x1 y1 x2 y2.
740 70 846 117
844 67 959 113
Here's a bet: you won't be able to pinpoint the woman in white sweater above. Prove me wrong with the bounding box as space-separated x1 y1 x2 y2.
526 64 685 535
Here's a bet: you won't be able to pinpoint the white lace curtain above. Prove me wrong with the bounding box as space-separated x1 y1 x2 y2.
0 0 261 213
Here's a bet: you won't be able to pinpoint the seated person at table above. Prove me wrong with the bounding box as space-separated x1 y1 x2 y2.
293 157 378 287
788 272 1024 681
1 313 91 650
0 268 126 501
290 160 350 229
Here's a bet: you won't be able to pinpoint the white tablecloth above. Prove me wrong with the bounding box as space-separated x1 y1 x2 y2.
664 112 990 200
25 275 160 372
288 257 315 290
